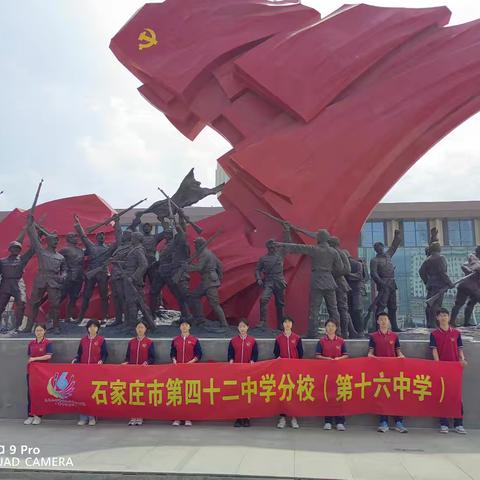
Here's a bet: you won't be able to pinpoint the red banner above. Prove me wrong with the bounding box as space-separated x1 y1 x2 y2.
29 358 462 419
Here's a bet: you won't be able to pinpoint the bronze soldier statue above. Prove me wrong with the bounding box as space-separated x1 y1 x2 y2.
74 215 120 324
419 242 454 328
122 231 151 328
369 229 402 332
328 237 359 338
451 247 480 327
59 232 84 322
135 222 169 311
256 224 291 330
274 229 342 338
0 240 34 335
347 254 369 334
186 237 228 329
24 215 66 335
107 229 132 327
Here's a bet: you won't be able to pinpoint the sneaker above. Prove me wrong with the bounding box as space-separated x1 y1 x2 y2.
234 419 243 427
32 416 41 425
184 420 192 427
323 422 332 431
336 423 346 431
24 417 34 425
135 418 143 426
440 425 449 434
128 419 136 426
277 416 286 429
88 417 96 426
77 419 88 426
290 417 299 429
243 419 250 427
377 421 389 433
395 421 408 433
455 426 467 435
172 420 181 426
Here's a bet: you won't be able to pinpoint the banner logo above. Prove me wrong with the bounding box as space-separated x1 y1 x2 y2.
47 372 76 400
138 28 158 50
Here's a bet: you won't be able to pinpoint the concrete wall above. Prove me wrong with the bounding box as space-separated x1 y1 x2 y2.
1 338 479 427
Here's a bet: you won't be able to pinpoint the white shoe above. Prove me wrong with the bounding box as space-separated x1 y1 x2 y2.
172 420 181 426
455 426 467 434
277 416 286 429
32 416 41 425
24 417 34 425
136 418 143 426
290 417 299 429
184 420 192 427
77 419 88 426
440 425 449 434
88 417 96 426
323 422 332 430
336 423 346 431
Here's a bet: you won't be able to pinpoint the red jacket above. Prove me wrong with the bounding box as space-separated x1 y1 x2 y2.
76 335 108 364
126 337 155 364
170 335 202 363
274 332 303 359
228 335 258 363
28 338 53 361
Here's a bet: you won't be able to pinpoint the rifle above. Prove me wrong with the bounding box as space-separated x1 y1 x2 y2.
30 179 44 218
172 228 223 283
86 198 147 234
426 272 477 307
158 188 203 235
256 209 316 239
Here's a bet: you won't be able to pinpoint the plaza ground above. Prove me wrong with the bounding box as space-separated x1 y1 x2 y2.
0 419 479 480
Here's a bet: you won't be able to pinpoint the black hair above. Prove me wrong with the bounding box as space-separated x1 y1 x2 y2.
180 319 192 326
34 324 47 331
283 316 294 323
238 319 249 326
325 319 337 327
136 320 148 329
376 312 389 321
86 319 101 331
436 308 450 316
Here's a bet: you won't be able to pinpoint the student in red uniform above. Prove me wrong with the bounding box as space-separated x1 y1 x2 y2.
24 324 53 425
274 316 303 429
228 319 258 427
122 320 156 426
315 319 348 431
170 319 202 426
430 308 467 434
72 319 108 426
368 312 407 433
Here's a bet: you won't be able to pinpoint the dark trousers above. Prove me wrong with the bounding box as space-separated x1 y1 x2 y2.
27 285 62 330
0 290 25 330
379 415 403 423
111 277 125 324
336 288 357 338
374 284 399 331
440 403 464 427
259 282 285 329
308 287 339 338
348 288 364 332
79 272 109 321
61 277 83 320
426 286 444 328
325 416 345 424
189 286 227 326
451 285 479 326
151 274 190 318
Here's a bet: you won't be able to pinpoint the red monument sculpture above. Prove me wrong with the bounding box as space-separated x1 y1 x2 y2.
110 1 480 332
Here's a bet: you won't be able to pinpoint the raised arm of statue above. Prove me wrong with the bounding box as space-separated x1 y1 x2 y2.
387 229 401 258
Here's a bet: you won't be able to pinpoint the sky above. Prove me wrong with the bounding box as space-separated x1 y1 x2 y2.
1 0 480 211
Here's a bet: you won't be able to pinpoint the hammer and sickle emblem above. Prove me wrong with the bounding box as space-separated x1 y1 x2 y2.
138 28 157 50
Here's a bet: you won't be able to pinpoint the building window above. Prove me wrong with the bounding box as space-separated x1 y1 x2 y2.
446 219 475 246
402 220 428 247
361 221 385 247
